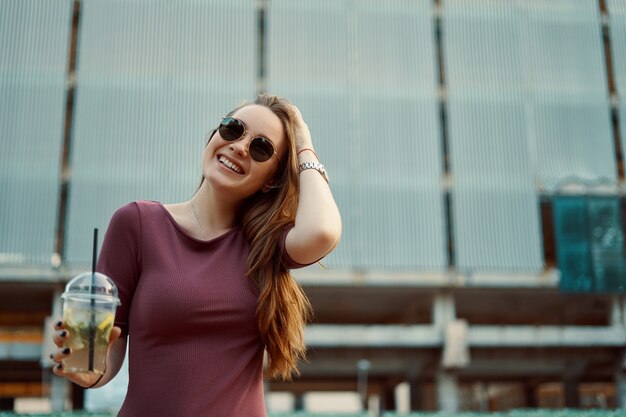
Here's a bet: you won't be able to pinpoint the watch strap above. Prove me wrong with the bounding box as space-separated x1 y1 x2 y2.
298 161 329 183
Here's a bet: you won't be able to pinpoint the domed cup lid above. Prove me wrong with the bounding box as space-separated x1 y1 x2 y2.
61 272 120 305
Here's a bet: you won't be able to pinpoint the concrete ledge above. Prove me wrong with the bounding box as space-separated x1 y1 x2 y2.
1 265 560 289
305 324 442 348
305 324 626 348
0 267 65 283
469 325 626 347
293 269 560 289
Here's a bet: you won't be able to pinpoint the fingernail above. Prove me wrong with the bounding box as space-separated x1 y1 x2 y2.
56 363 63 370
62 348 70 355
55 320 62 327
49 353 54 361
60 331 67 338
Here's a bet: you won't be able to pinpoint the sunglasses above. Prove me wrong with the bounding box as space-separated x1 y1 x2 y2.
218 117 278 163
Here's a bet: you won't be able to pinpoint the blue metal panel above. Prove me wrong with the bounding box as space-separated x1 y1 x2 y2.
553 197 593 292
356 98 445 270
354 0 445 270
267 0 445 270
443 0 614 194
444 0 544 273
0 0 72 266
554 196 626 293
607 0 626 162
587 198 625 293
443 1 526 94
525 0 616 191
65 0 257 266
266 0 354 269
447 96 544 272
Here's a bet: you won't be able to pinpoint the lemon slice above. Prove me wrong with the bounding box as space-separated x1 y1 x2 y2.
97 313 114 332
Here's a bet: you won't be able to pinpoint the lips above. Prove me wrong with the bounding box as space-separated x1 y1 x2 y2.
217 155 244 174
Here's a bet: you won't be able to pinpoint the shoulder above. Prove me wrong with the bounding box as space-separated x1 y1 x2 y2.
109 200 162 228
106 202 140 233
113 200 160 219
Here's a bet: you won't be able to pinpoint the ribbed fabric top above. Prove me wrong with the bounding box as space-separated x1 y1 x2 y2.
96 200 307 417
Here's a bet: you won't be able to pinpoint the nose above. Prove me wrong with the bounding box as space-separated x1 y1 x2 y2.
228 132 252 156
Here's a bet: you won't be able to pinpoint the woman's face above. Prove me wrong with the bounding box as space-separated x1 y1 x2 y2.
202 104 288 201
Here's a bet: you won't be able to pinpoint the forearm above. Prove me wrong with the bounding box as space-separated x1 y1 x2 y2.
284 106 342 264
288 148 342 263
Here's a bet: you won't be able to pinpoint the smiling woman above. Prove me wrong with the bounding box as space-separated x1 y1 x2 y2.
202 104 287 202
48 93 342 417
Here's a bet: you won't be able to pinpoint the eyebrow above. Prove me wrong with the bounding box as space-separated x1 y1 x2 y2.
236 117 277 146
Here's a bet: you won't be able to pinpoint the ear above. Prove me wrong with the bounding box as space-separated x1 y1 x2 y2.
262 180 277 193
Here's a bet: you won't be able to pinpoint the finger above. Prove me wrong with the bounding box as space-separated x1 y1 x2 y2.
51 362 65 377
290 105 303 122
52 329 69 348
49 347 71 364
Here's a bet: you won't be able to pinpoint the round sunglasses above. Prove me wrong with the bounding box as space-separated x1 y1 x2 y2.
218 117 278 163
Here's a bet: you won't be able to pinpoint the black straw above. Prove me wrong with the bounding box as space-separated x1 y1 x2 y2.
92 228 98 275
88 228 98 372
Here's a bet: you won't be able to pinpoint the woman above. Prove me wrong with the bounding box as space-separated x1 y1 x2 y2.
49 93 342 416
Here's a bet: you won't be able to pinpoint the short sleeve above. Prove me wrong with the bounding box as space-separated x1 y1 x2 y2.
279 224 319 269
96 202 142 338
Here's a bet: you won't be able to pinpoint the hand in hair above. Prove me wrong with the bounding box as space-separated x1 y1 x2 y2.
291 105 314 154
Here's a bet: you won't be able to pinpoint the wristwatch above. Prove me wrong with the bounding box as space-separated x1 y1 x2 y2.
298 161 329 184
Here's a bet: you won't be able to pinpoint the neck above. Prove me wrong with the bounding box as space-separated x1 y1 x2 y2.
189 181 239 234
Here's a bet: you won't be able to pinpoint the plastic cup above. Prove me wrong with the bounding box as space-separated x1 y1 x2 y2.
60 272 120 375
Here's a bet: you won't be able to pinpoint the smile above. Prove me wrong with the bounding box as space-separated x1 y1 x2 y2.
218 155 243 174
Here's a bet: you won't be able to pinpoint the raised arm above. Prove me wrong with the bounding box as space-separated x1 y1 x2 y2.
285 106 342 264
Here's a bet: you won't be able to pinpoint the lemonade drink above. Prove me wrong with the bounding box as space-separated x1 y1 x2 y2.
62 303 114 374
60 272 120 375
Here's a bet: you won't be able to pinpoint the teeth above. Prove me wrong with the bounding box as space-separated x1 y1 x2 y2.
218 156 242 173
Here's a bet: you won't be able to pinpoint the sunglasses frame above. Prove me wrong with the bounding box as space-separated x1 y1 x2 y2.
218 116 278 163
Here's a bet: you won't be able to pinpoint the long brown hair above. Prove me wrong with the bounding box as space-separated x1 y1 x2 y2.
223 93 312 380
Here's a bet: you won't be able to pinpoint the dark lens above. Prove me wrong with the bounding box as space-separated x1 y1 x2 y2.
219 117 244 141
249 137 275 162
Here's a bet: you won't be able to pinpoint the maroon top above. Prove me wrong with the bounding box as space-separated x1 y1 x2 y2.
96 200 309 417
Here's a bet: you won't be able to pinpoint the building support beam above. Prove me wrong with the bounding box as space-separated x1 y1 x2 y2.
49 289 68 411
524 383 538 408
616 352 626 410
294 393 304 411
407 363 422 411
0 397 15 411
50 372 69 412
436 370 459 413
563 375 580 408
71 385 85 410
409 381 421 411
616 371 626 409
433 292 455 329
380 383 396 412
563 361 584 408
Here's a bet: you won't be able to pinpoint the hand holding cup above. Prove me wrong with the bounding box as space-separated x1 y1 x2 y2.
50 319 122 388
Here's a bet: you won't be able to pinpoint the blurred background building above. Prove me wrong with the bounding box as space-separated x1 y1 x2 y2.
1 0 626 414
